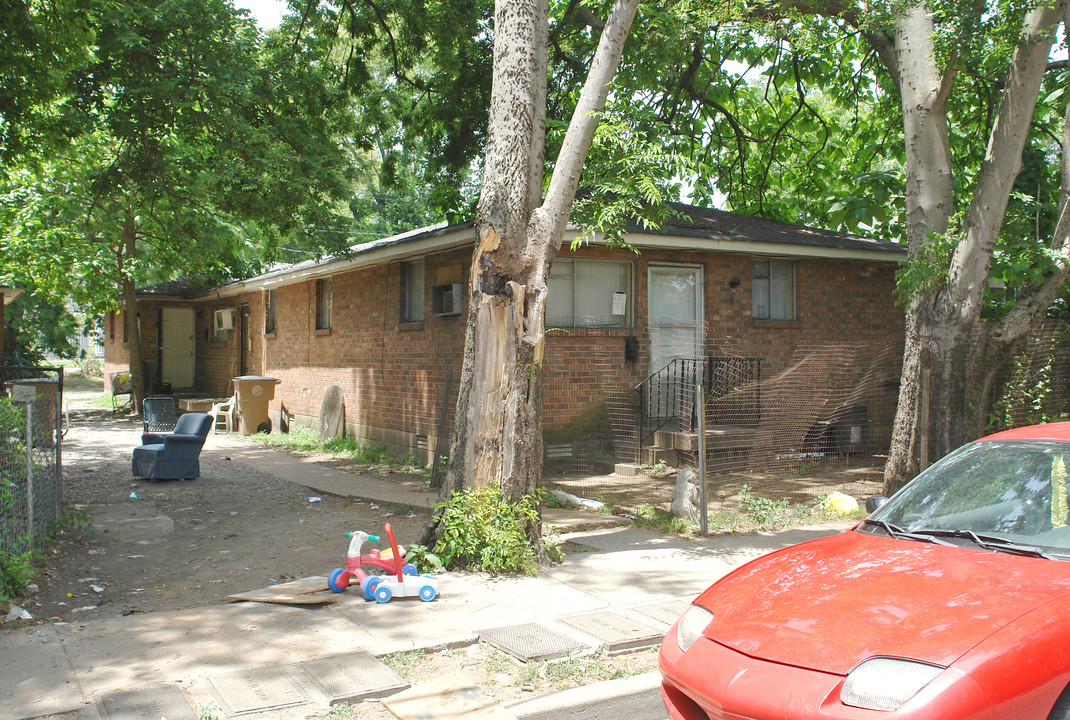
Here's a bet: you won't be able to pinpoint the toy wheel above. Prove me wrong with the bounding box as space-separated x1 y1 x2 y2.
361 575 381 601
374 584 393 603
402 562 418 576
327 568 348 593
418 584 437 602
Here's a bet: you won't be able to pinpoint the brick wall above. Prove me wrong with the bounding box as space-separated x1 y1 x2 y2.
261 248 469 457
104 243 904 460
540 246 904 433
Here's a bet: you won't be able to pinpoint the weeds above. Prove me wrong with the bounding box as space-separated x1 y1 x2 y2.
632 504 699 536
0 546 38 602
381 649 426 676
404 544 443 571
436 486 549 575
737 484 814 530
196 702 222 720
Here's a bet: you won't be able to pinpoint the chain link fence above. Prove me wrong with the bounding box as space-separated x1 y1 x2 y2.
1 367 64 555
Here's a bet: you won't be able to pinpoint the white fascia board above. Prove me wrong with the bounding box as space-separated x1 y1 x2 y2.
563 230 906 263
203 225 476 300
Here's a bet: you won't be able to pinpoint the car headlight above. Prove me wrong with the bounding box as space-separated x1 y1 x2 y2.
675 605 714 653
841 657 944 711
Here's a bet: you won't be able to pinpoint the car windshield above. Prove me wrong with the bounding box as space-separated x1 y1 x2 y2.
861 440 1070 559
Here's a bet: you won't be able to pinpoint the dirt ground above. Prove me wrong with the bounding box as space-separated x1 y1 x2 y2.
22 378 428 624
10 374 663 714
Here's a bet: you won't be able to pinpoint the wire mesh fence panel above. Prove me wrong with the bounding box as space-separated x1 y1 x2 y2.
694 337 901 508
540 333 902 520
990 321 1070 431
1 366 64 555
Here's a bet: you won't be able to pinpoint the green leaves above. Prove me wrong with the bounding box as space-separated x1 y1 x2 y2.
2 0 361 312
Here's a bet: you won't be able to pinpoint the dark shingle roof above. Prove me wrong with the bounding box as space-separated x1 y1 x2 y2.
648 203 906 255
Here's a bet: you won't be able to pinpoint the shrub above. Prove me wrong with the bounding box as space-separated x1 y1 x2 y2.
436 486 544 575
0 547 36 602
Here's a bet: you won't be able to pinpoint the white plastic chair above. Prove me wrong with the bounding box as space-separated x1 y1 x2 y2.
210 395 236 434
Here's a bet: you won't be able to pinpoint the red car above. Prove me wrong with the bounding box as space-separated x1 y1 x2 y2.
660 422 1070 719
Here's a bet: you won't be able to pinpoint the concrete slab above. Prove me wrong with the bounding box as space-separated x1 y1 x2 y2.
0 625 82 720
557 611 664 653
298 651 409 702
98 686 196 720
206 666 311 716
545 525 847 606
335 572 605 655
634 599 691 628
479 623 586 662
58 602 376 697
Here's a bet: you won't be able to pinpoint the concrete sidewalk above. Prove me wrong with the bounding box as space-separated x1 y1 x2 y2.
0 435 850 720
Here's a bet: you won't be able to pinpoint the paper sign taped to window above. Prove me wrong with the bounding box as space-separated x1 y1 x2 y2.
612 292 627 316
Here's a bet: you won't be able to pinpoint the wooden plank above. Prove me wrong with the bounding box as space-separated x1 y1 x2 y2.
226 576 339 605
382 671 517 720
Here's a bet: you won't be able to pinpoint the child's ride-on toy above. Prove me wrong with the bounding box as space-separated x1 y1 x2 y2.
364 522 438 603
327 524 419 599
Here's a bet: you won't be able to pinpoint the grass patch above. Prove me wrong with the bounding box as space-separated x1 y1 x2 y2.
64 374 103 391
631 484 863 537
380 649 426 677
248 424 416 469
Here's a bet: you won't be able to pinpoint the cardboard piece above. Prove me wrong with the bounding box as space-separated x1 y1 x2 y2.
226 575 338 605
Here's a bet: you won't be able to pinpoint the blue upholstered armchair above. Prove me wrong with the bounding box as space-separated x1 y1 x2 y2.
132 412 213 480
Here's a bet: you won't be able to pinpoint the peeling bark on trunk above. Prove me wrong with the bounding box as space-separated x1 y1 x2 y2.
424 0 639 549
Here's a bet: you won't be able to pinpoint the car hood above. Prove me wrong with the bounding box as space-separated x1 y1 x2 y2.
697 530 1070 674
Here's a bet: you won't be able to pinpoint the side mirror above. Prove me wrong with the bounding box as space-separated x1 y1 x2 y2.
865 496 889 514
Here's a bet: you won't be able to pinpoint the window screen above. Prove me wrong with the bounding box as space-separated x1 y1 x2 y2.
752 258 795 320
547 259 631 328
402 260 425 322
316 279 332 330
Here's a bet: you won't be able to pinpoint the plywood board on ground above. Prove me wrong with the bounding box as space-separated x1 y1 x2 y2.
226 575 337 605
382 671 516 720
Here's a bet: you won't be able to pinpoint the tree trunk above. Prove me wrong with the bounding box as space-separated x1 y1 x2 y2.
425 0 639 549
120 215 145 413
883 0 1068 492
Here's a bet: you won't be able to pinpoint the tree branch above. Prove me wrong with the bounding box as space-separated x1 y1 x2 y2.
538 0 641 247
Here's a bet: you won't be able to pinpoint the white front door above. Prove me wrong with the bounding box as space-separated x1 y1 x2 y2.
647 265 704 414
161 307 195 389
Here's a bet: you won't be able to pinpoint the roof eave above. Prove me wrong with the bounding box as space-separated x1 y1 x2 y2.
582 230 906 263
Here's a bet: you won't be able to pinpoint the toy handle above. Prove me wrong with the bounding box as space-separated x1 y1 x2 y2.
344 531 381 542
385 522 403 582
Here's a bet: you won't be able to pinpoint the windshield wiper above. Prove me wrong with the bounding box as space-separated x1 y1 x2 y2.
909 528 1055 559
861 519 955 546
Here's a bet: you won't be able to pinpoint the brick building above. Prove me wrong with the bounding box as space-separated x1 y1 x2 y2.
103 205 906 465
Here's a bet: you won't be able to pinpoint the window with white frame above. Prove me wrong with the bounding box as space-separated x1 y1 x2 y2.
265 289 277 334
752 258 795 320
315 278 332 330
547 259 631 328
401 259 425 322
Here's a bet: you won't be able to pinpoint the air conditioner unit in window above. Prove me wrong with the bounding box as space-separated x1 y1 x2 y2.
214 308 235 331
432 283 463 316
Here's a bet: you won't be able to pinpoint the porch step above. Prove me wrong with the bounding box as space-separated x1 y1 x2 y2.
670 426 757 452
640 447 678 466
